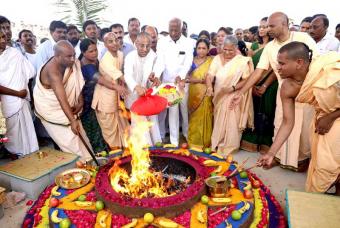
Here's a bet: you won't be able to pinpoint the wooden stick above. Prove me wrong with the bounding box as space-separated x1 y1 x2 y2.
227 157 250 177
227 164 259 179
78 133 100 166
210 206 228 216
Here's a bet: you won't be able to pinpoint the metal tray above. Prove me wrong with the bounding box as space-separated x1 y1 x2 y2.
55 168 91 189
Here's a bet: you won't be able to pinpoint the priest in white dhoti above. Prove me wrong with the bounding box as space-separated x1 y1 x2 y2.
0 31 39 156
125 33 162 145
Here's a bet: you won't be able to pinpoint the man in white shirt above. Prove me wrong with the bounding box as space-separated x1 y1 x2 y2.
18 29 36 66
35 20 67 71
309 15 340 54
153 18 194 146
124 18 140 46
83 20 106 59
0 31 38 156
67 25 81 58
124 33 162 145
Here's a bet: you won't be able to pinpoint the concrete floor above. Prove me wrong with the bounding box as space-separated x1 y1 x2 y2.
0 150 307 227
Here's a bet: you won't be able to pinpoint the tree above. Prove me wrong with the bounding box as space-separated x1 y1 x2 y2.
54 0 108 28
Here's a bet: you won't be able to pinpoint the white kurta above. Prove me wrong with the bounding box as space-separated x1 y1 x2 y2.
0 47 38 155
153 35 194 145
124 50 161 145
34 39 56 71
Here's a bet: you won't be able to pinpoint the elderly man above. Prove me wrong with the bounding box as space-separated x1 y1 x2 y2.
230 12 318 172
144 26 158 52
153 18 194 146
0 30 38 157
258 42 340 195
309 15 340 54
35 20 67 70
110 23 135 58
92 32 129 149
34 40 92 160
124 32 162 145
124 18 140 46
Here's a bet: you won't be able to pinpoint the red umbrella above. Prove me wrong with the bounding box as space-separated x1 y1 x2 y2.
131 88 168 116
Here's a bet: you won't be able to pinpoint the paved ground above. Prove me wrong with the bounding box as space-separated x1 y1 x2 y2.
0 150 307 227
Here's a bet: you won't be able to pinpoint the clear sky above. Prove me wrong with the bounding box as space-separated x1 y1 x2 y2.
1 0 339 35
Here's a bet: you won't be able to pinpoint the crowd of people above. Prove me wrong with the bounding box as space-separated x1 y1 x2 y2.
0 11 339 195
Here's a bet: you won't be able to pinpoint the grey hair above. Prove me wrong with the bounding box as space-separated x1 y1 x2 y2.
169 18 182 28
223 35 238 46
136 32 152 43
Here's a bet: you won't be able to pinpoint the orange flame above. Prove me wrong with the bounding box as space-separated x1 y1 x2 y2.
109 115 170 198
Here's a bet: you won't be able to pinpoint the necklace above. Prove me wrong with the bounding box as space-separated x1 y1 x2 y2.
194 56 207 65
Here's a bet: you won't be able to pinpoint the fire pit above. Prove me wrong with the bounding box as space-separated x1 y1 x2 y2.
95 151 208 218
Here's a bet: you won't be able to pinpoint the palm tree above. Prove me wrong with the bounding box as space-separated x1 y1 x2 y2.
54 0 108 28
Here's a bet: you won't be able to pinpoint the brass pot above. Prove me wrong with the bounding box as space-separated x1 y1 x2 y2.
205 176 230 197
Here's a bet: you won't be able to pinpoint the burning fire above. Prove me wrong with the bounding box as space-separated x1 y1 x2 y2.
109 116 170 198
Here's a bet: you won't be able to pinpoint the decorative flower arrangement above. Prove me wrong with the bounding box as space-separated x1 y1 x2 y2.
157 84 183 106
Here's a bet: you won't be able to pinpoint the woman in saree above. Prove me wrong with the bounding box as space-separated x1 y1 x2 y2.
241 17 279 153
206 35 254 157
187 39 213 149
79 38 108 153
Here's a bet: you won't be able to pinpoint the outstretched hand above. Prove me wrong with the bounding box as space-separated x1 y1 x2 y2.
257 153 275 169
149 74 161 87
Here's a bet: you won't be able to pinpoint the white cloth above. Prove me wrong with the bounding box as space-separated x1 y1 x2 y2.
97 40 107 59
74 40 81 59
41 118 92 161
35 39 56 71
153 35 193 144
0 47 35 118
4 100 38 156
26 52 36 70
316 33 340 55
124 34 136 47
153 35 194 81
124 50 156 108
124 50 161 144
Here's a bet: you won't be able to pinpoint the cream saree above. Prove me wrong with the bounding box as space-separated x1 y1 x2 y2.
209 54 254 157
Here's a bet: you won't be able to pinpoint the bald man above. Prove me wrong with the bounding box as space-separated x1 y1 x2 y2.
258 42 340 194
34 40 92 160
144 26 158 52
230 12 318 171
0 30 38 157
92 32 129 149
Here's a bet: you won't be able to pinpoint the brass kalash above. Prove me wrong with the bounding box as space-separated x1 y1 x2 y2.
205 176 230 198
